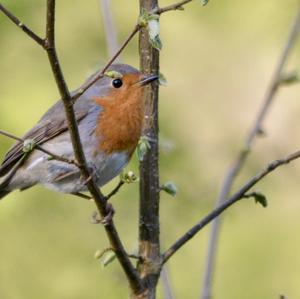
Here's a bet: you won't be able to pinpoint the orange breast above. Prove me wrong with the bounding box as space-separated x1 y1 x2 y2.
95 86 144 155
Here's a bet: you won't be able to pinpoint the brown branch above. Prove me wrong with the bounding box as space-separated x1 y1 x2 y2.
44 0 142 293
71 24 141 101
200 9 300 299
154 0 193 14
105 180 125 200
0 3 45 46
72 180 125 201
135 1 161 298
162 149 300 264
1 1 143 294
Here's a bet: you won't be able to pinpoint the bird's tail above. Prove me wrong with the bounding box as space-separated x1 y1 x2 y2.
0 176 11 200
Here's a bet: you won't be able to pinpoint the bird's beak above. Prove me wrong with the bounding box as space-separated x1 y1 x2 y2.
138 74 159 86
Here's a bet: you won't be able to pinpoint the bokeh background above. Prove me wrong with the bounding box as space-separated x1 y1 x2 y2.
1 1 300 298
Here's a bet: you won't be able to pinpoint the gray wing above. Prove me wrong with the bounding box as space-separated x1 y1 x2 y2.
0 97 94 177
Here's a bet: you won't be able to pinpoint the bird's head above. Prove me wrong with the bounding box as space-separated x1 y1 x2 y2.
86 63 159 104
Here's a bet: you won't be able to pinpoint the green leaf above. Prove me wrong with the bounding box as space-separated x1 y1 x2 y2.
150 35 162 51
247 191 268 208
254 193 268 208
158 72 168 86
22 139 36 153
137 136 151 161
148 14 160 21
161 181 178 197
100 250 117 268
138 8 149 27
138 9 162 50
104 70 123 79
279 71 299 85
148 19 162 50
94 249 104 260
200 0 209 6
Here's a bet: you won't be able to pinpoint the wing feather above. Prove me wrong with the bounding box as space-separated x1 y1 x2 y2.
0 103 89 177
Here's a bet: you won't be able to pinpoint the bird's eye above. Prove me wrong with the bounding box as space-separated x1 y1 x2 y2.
112 78 123 88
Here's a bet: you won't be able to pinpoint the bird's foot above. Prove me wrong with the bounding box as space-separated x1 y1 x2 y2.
90 203 115 226
72 192 93 201
101 203 115 226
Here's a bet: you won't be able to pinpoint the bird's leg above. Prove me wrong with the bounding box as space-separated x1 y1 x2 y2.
90 203 115 226
72 192 93 201
101 202 115 226
90 211 102 224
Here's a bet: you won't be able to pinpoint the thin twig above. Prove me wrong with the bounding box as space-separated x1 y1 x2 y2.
0 129 78 166
105 180 125 200
200 9 300 299
0 129 24 142
100 0 119 58
71 24 140 101
0 3 45 46
95 246 114 260
154 0 193 14
162 149 300 264
72 180 125 201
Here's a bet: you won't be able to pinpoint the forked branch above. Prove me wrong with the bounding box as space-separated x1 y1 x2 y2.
162 149 300 263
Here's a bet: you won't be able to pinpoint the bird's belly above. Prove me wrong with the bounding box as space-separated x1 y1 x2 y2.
93 151 130 186
43 150 130 194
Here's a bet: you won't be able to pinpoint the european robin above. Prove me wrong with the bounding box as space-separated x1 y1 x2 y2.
0 63 158 199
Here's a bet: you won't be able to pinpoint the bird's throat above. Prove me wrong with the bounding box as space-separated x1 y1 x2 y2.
95 89 144 155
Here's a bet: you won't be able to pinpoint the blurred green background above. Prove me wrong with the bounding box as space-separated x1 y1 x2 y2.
1 0 300 298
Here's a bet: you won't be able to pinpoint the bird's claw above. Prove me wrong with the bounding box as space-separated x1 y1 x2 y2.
90 211 101 224
90 203 115 226
101 203 115 226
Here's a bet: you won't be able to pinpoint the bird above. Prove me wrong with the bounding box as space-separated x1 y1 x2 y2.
0 63 158 200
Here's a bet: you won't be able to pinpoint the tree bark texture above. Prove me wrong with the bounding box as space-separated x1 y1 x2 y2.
137 0 161 298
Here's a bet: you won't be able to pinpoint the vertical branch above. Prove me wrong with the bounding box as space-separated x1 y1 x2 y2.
44 0 143 294
200 9 300 299
138 0 160 298
100 0 119 58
